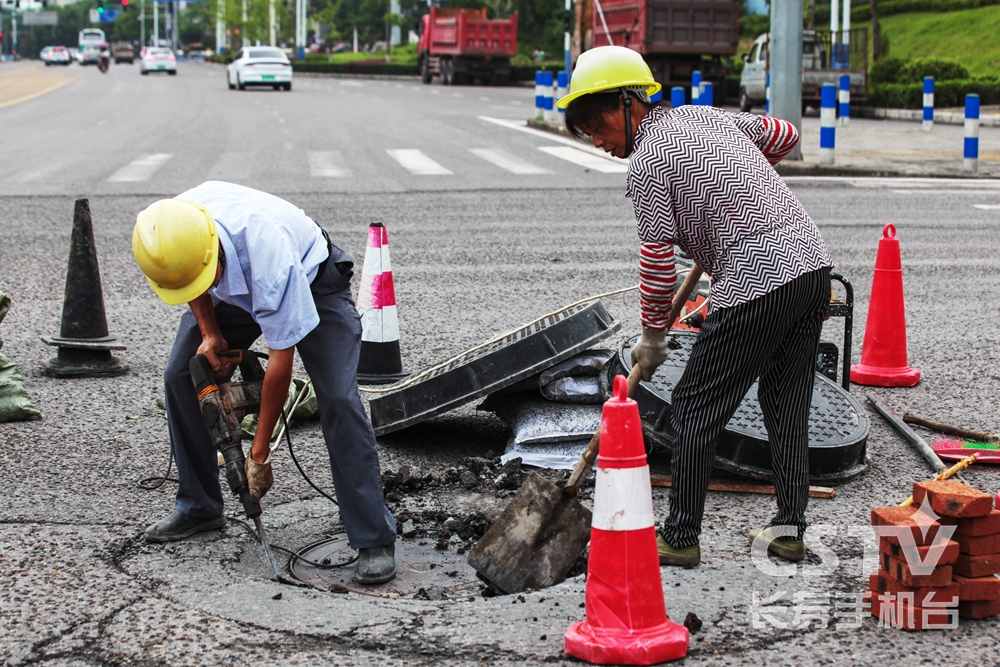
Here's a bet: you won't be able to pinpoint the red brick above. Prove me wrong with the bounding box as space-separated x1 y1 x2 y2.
871 506 957 547
952 574 1000 601
954 531 1000 556
869 572 960 605
958 599 1000 619
879 535 960 566
956 509 1000 537
882 553 953 587
868 591 958 631
912 480 994 518
954 553 1000 578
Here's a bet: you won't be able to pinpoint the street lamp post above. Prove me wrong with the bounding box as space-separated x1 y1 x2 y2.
770 0 804 160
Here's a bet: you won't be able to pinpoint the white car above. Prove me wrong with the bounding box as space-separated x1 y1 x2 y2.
41 46 72 66
226 47 292 91
140 47 177 75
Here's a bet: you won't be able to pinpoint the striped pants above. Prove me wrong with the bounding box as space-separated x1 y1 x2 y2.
662 267 831 549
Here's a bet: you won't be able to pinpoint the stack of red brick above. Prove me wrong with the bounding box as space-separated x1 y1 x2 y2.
869 479 1000 630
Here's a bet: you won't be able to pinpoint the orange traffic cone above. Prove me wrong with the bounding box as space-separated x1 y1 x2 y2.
850 224 921 387
356 222 409 385
564 375 689 665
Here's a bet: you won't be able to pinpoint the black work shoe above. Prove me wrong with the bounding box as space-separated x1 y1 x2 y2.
144 510 227 543
748 526 806 562
356 543 396 584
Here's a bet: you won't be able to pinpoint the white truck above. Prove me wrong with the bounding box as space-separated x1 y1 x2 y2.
739 29 868 112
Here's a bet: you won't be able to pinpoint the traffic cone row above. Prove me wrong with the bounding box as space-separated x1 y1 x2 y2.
564 374 688 665
356 222 408 384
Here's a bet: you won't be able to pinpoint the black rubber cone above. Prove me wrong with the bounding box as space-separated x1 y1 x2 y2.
41 199 128 378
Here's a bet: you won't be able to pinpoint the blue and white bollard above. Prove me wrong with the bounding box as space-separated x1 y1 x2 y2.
838 75 850 127
535 71 545 121
557 71 568 116
671 86 685 108
702 81 713 107
765 72 771 115
542 71 556 122
820 83 837 165
691 70 702 106
965 93 980 174
923 77 934 132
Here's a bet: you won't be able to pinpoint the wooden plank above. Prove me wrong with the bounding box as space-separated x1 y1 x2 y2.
649 474 836 499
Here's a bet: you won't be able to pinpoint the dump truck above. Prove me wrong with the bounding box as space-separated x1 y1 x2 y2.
418 7 518 86
574 0 739 105
739 29 868 112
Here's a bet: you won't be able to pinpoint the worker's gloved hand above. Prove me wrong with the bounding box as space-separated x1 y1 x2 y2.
630 328 670 382
245 453 274 503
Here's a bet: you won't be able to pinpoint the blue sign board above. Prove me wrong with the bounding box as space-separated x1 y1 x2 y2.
99 9 119 23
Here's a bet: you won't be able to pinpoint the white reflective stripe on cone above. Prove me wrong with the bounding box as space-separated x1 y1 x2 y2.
362 244 392 277
591 466 655 532
360 304 400 343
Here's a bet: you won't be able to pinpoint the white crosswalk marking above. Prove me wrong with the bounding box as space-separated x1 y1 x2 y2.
207 152 253 180
107 154 173 182
469 148 550 174
387 149 453 175
537 146 629 173
308 151 351 177
974 204 1000 210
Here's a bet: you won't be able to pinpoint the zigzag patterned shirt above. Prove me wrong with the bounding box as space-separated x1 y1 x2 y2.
627 105 832 330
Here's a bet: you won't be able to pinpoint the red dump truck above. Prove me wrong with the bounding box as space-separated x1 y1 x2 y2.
575 0 738 104
418 8 518 86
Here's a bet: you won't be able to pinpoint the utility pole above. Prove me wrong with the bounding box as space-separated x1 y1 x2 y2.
770 0 804 160
154 1 159 46
242 0 248 47
295 0 305 59
269 0 275 46
870 0 881 61
564 0 572 78
141 0 145 48
842 0 851 51
215 0 225 53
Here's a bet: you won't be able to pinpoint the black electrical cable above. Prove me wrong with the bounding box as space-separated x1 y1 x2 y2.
226 515 357 571
137 444 178 490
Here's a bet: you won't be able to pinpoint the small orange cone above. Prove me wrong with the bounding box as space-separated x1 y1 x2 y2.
850 224 920 387
564 375 689 665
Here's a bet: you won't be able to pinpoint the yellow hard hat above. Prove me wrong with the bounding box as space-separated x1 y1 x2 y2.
556 46 661 109
132 199 219 306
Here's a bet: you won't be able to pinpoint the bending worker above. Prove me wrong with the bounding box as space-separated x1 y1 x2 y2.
132 181 397 584
558 47 833 567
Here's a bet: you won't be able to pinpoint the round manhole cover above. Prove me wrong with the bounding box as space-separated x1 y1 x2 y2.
603 333 869 484
290 535 483 599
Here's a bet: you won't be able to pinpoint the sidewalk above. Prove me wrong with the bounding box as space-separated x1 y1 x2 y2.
854 104 1000 127
528 111 1000 179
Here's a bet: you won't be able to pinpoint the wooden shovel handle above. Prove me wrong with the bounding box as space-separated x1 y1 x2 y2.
563 265 704 497
902 413 1000 444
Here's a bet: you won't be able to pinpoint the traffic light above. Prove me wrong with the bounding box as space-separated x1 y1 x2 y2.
121 0 128 9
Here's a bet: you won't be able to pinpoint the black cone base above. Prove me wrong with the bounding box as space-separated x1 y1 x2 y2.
42 347 129 378
357 340 409 385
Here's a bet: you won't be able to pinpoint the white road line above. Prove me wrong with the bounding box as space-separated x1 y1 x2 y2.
340 80 365 87
208 151 253 180
387 149 453 175
537 146 629 173
107 154 173 182
478 116 629 164
308 151 351 177
891 190 1000 195
974 204 1000 210
781 176 1000 189
469 148 551 174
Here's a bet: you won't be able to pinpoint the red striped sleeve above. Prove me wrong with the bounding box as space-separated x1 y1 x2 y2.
639 242 676 331
759 116 799 165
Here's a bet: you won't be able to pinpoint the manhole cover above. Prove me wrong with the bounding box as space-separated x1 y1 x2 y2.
367 300 620 436
290 535 483 599
603 333 869 484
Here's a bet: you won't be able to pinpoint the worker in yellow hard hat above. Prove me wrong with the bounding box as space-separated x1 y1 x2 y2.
132 182 397 584
559 46 833 567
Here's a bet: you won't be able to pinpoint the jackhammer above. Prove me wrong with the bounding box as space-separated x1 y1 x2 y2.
189 349 282 580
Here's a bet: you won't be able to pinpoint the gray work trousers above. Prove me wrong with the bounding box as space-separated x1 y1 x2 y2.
162 255 397 550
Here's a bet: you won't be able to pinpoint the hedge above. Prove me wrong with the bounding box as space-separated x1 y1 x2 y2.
814 0 1000 24
293 62 420 76
869 78 1000 108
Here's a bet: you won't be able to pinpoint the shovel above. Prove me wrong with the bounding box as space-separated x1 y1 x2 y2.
468 266 704 594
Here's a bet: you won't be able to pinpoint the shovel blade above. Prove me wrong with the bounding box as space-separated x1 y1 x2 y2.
467 472 592 594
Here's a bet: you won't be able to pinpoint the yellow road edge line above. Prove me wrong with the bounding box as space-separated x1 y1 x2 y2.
0 73 82 111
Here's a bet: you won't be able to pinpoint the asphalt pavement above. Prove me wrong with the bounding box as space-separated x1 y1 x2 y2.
1 61 999 666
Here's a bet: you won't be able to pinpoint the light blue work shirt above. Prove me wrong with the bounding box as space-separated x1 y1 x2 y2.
176 181 330 350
